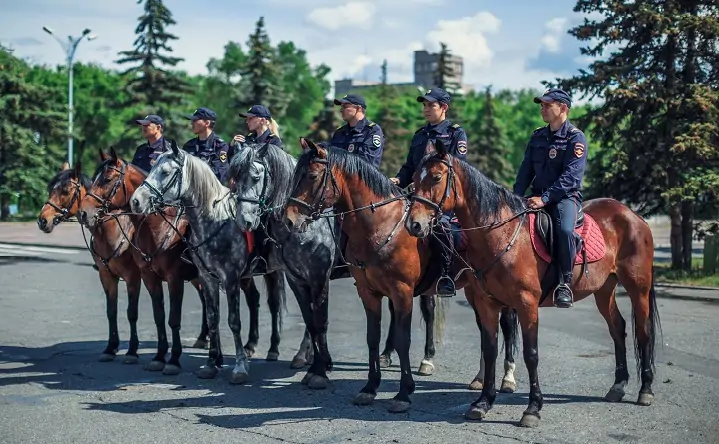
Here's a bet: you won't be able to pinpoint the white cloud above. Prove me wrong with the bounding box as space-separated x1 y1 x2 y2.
540 17 568 53
306 2 377 30
425 12 501 69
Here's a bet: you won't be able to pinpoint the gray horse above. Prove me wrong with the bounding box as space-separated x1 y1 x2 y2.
227 140 451 385
129 142 287 384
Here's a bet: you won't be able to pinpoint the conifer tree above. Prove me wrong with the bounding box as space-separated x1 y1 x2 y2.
470 86 513 187
433 42 462 122
306 99 340 144
375 60 410 176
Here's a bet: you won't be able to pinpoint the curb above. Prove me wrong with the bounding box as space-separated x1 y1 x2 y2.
0 241 88 252
654 282 719 291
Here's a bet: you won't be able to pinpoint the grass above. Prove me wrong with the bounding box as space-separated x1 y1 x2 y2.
654 260 719 287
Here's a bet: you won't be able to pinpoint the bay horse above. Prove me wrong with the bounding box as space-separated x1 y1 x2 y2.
130 142 288 384
405 140 661 427
37 161 145 364
282 139 518 413
78 147 217 374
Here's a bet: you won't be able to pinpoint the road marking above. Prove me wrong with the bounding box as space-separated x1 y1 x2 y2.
0 243 79 255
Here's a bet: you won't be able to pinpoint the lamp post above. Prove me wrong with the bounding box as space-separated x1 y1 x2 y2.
42 26 96 165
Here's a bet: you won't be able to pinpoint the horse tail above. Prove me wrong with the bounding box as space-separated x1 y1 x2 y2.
631 265 663 380
434 295 449 346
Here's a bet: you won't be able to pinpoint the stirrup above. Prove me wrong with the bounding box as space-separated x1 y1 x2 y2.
552 283 573 307
435 275 456 297
250 255 268 276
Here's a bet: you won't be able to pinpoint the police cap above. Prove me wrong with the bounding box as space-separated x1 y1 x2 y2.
333 94 366 109
239 105 272 119
533 88 572 108
136 114 164 127
417 87 451 104
185 107 217 121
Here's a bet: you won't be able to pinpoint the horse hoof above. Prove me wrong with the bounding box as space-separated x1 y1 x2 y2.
230 371 248 384
636 392 654 406
301 372 314 385
266 351 280 361
192 339 208 349
123 355 139 365
308 375 328 390
353 392 376 406
290 356 306 369
464 405 487 420
468 379 483 391
98 353 115 362
379 355 392 368
244 347 256 358
500 379 516 393
417 360 435 376
144 360 165 372
519 412 540 428
604 388 625 403
196 366 219 379
387 400 411 413
162 364 182 376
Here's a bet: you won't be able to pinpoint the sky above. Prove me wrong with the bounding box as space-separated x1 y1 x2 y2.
0 0 599 98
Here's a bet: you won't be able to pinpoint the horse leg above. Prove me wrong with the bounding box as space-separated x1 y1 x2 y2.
379 298 395 368
307 284 332 389
240 278 260 358
517 298 543 428
593 275 629 402
617 264 660 406
191 279 209 349
162 275 185 375
197 277 223 379
285 279 323 384
142 271 169 372
417 294 436 376
465 298 501 421
499 307 518 393
123 270 142 364
264 270 285 361
469 309 486 391
387 288 417 413
290 327 312 369
97 266 120 362
353 288 384 407
226 278 250 384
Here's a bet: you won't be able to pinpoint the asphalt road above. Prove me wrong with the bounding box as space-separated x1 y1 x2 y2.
0 245 717 444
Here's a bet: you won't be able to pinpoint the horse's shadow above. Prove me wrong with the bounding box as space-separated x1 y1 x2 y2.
1 340 608 428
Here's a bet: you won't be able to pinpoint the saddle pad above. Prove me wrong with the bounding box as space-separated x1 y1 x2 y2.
528 212 606 264
244 230 255 255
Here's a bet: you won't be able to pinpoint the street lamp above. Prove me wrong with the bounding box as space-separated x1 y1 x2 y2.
42 26 97 165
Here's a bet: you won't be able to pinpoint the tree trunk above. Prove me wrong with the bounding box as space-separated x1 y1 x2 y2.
681 200 695 270
669 203 683 269
0 195 9 221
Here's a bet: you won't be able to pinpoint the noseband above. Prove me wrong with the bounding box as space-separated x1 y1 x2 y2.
288 156 340 220
44 180 82 224
235 159 272 215
86 160 128 215
408 155 456 223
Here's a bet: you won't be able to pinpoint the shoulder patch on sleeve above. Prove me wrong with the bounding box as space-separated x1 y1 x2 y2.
573 142 585 158
372 134 381 148
457 140 467 155
219 151 228 162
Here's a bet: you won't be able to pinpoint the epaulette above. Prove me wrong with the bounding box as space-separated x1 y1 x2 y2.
368 122 375 127
247 132 253 136
451 123 460 128
533 126 544 134
336 125 344 130
568 127 580 134
415 127 425 134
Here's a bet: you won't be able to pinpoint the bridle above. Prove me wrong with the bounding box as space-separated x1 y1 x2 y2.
287 155 341 220
234 158 272 216
408 154 457 225
137 154 185 211
44 179 83 225
86 159 129 216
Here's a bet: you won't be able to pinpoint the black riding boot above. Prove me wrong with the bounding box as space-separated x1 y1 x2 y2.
435 229 456 297
554 272 574 308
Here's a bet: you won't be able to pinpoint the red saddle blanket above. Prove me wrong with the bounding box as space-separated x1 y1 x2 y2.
528 212 606 264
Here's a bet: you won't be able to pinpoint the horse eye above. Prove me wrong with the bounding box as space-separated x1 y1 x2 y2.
432 174 442 182
308 173 318 180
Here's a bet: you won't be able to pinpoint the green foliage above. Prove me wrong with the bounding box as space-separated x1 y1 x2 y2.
466 87 513 187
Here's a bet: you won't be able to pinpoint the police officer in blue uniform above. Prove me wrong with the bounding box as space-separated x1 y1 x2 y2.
513 88 589 308
391 87 468 297
182 107 230 183
132 114 172 172
328 94 385 169
229 104 283 162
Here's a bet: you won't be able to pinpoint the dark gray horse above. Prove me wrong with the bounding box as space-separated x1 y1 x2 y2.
130 142 287 384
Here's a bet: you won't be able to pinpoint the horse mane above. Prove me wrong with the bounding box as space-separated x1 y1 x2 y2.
47 168 92 193
293 146 402 199
420 152 526 225
229 142 297 218
181 152 235 218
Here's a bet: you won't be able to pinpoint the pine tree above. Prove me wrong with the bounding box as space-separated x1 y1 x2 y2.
549 0 719 270
236 17 288 121
115 0 191 121
433 42 462 122
470 86 513 187
306 99 340 143
375 59 411 176
0 46 66 219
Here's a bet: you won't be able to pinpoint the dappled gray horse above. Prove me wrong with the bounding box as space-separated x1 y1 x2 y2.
129 142 287 384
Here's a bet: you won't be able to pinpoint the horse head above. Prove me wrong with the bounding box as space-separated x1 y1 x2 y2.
78 146 131 228
130 139 186 215
38 157 89 233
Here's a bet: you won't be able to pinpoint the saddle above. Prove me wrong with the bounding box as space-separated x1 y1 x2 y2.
528 206 606 266
533 206 585 261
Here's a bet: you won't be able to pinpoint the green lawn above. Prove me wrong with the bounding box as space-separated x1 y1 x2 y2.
654 260 719 287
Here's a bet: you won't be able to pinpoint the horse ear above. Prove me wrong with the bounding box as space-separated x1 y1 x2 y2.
99 147 109 161
61 161 70 171
300 137 320 155
171 139 179 156
435 139 448 157
109 146 118 161
73 161 82 178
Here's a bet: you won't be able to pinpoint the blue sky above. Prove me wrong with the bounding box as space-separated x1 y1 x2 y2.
0 0 598 96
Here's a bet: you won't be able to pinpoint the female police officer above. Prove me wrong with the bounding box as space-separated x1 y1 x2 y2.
231 105 283 152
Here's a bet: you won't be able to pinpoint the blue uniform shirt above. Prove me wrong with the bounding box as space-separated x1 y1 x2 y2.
182 131 229 183
395 119 468 189
131 137 172 173
227 129 283 161
329 117 385 169
513 119 588 204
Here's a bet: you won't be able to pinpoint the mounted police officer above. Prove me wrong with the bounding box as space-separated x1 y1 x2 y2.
391 87 468 297
131 114 172 172
182 107 230 183
328 94 385 169
512 87 588 308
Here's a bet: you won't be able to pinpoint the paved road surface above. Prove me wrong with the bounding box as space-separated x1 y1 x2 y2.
0 244 717 444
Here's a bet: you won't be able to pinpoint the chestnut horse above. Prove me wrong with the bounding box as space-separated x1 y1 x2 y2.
78 147 282 373
405 141 661 427
282 139 518 413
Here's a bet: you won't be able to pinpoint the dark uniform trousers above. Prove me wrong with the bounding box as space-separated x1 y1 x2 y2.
546 193 581 284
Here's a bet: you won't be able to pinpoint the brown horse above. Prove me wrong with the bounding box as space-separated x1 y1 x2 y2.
37 161 146 363
405 140 661 427
80 147 286 371
282 139 519 413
